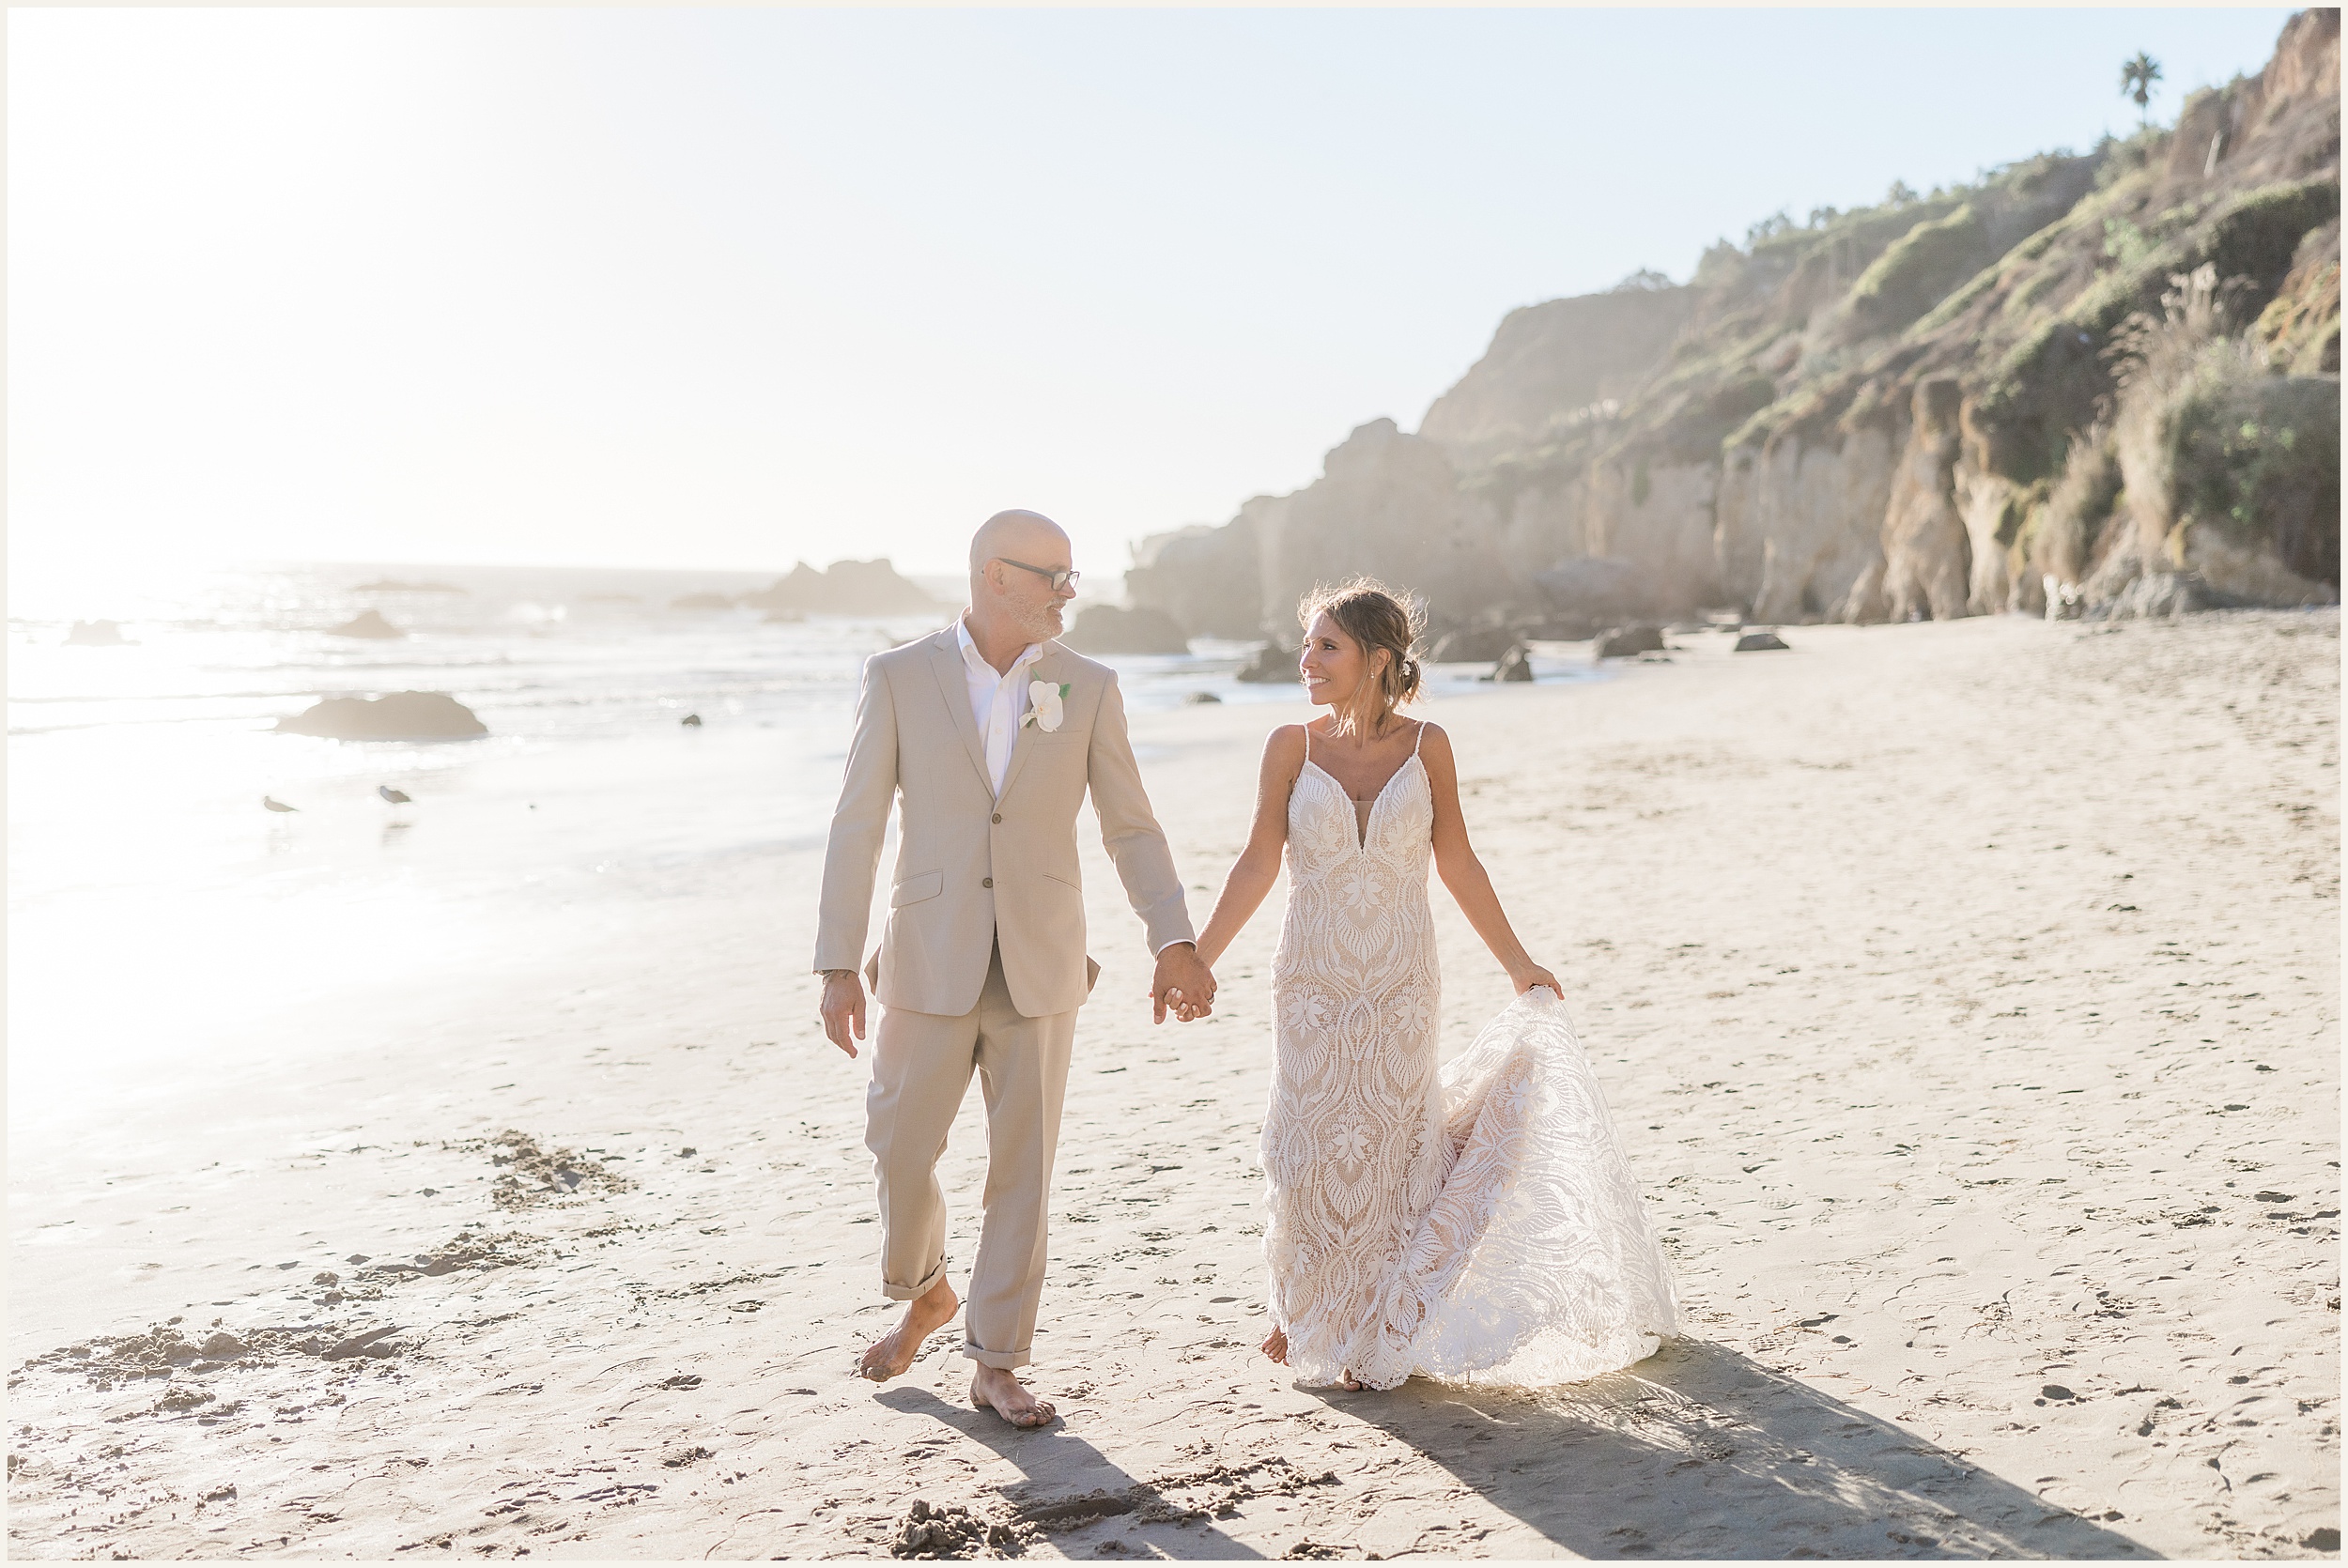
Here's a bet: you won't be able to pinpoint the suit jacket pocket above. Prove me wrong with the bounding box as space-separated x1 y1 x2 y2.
889 869 943 908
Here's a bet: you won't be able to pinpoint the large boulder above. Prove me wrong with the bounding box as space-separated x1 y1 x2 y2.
327 609 404 639
1060 604 1191 655
277 691 487 740
1429 625 1517 663
1594 624 1666 659
1486 643 1536 682
739 559 940 617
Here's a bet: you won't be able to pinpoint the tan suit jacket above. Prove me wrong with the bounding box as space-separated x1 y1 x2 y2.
813 624 1195 1018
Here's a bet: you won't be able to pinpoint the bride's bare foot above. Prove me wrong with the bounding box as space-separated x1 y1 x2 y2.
1336 1370 1364 1391
857 1278 958 1382
969 1364 1057 1429
1261 1327 1289 1364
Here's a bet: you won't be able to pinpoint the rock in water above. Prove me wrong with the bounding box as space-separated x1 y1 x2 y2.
277 692 487 740
65 620 128 646
680 713 703 727
1734 630 1791 652
327 609 404 639
1183 690 1224 704
1060 604 1191 655
1233 641 1298 684
1490 643 1536 681
1593 625 1665 660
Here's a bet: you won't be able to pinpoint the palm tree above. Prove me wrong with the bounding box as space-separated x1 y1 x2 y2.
2120 52 2163 129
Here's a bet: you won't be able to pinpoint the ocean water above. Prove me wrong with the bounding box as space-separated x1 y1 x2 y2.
8 558 1598 1123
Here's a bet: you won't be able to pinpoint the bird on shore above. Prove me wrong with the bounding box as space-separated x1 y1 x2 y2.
378 785 412 804
262 795 299 813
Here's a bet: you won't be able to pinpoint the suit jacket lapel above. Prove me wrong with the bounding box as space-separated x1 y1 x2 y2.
926 630 995 796
996 644 1068 803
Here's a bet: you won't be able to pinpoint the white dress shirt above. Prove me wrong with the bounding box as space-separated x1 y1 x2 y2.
956 615 1043 796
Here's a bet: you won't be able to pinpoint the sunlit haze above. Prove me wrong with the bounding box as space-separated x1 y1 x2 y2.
9 8 2297 581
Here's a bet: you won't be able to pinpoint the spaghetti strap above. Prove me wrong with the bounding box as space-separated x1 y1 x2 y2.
1302 724 1312 767
1412 720 1429 759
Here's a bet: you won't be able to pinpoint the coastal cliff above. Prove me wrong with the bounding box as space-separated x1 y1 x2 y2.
1133 10 2340 637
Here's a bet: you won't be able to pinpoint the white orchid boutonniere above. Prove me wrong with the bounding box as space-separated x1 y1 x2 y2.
1023 681 1071 732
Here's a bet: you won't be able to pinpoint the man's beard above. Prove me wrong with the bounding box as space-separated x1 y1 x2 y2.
1013 600 1065 641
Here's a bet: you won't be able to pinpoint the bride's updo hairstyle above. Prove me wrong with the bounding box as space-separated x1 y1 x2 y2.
1300 578 1425 734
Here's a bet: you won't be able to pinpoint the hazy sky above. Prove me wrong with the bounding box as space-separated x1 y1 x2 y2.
9 8 2297 580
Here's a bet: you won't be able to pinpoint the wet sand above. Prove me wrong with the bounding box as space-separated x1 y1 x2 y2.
8 610 2339 1560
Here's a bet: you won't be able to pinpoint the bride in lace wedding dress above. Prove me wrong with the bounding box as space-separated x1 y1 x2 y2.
1190 580 1676 1392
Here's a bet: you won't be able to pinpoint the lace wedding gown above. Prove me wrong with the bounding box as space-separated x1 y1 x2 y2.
1260 727 1678 1391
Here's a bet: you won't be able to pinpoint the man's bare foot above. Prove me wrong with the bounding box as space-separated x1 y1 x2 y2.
1261 1327 1288 1364
969 1364 1057 1429
857 1278 958 1382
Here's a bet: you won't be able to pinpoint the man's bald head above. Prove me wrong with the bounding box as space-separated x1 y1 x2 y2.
968 509 1068 576
965 508 1076 649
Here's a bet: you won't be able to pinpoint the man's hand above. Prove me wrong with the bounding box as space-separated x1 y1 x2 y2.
820 970 868 1057
1151 942 1216 1024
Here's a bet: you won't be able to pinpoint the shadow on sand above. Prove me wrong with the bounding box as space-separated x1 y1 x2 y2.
1338 1338 2158 1560
877 1384 1271 1559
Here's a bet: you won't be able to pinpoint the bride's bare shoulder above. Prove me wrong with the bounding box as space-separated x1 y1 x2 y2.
1262 723 1310 771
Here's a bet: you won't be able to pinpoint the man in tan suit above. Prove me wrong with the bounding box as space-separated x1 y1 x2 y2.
816 509 1217 1427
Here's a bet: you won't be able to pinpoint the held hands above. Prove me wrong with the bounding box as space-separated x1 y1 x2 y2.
1151 942 1217 1024
820 970 868 1057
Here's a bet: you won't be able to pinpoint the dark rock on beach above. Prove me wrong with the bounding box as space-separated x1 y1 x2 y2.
277 691 487 741
1735 630 1792 652
1060 604 1191 655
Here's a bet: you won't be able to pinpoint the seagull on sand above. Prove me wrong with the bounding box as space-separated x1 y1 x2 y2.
378 785 412 804
262 795 299 813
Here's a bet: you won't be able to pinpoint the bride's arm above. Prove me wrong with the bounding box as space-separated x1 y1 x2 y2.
1422 724 1563 996
1192 726 1306 969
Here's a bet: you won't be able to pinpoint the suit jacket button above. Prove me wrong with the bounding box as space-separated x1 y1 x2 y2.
982 877 994 888
992 813 1002 823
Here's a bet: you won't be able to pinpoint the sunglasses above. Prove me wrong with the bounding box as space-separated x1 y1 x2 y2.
997 557 1082 593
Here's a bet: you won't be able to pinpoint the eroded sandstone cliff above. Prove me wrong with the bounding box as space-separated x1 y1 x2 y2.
1131 10 2340 638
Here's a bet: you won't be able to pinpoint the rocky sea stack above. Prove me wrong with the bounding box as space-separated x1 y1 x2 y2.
327 609 404 639
1124 12 2340 640
739 560 939 618
277 692 487 741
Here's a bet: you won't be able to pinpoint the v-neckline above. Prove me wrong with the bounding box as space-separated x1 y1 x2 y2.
1303 755 1421 850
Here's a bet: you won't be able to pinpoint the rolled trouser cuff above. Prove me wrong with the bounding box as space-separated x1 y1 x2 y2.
961 1339 1031 1370
883 1258 950 1302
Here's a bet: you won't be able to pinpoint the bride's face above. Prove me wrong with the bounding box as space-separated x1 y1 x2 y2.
1299 612 1386 714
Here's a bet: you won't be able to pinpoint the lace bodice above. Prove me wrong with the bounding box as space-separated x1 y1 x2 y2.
1259 722 1677 1391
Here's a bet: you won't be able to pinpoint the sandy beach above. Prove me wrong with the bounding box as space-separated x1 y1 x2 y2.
8 609 2338 1560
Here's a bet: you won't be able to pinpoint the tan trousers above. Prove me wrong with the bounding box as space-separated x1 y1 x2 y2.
864 945 1076 1370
